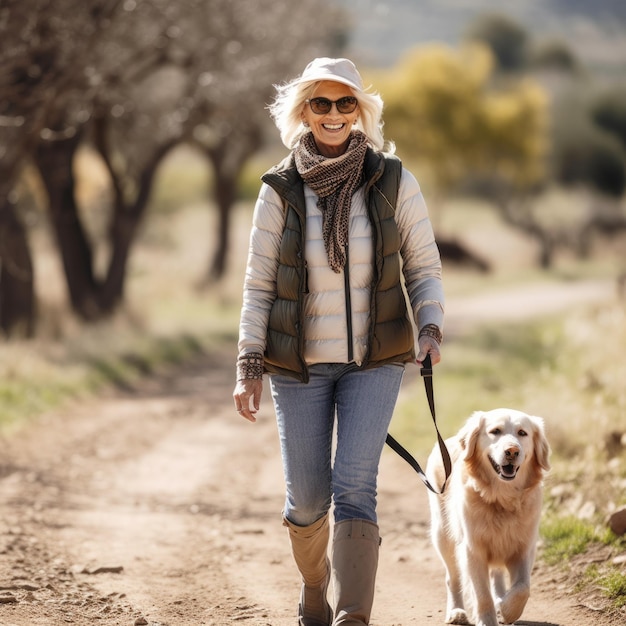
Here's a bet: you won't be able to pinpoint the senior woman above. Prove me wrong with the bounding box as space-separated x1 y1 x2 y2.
233 57 444 626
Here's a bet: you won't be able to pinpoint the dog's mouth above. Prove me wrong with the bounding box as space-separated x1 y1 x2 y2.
489 455 519 481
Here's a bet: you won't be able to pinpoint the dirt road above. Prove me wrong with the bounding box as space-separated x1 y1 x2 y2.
0 279 620 626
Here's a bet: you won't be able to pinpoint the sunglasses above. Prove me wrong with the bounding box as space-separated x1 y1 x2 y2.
306 96 358 115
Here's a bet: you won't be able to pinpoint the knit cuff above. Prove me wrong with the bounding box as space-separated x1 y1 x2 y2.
418 324 443 344
236 352 264 381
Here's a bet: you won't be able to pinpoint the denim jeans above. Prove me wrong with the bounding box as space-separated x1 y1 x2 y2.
269 362 405 527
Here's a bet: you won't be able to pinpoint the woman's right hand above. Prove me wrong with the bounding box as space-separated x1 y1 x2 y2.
233 379 263 422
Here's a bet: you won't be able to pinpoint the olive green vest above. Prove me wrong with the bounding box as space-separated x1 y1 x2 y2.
260 148 414 382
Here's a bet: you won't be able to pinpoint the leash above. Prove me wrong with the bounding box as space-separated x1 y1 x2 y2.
385 354 452 494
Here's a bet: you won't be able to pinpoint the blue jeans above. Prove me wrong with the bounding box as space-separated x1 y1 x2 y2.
269 363 405 527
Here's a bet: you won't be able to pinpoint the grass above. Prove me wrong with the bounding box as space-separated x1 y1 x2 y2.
540 516 626 611
600 571 626 608
540 516 616 565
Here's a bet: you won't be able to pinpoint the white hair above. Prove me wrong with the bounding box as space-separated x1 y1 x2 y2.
267 77 395 154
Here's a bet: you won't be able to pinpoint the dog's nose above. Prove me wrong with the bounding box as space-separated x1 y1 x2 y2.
505 447 520 460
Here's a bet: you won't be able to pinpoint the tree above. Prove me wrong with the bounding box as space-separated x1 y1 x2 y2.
381 43 547 193
380 44 494 193
0 192 34 337
0 0 117 333
380 43 555 266
24 0 181 319
465 13 529 73
550 88 626 256
529 39 580 74
173 0 347 282
592 86 626 150
0 0 346 332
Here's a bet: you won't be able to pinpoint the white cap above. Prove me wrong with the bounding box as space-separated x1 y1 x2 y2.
298 57 364 92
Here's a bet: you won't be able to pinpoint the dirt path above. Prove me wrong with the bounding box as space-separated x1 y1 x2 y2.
0 278 620 626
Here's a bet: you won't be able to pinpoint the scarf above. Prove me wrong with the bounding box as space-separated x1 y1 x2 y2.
294 130 368 273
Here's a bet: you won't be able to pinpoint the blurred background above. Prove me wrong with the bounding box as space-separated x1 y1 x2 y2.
1 0 625 564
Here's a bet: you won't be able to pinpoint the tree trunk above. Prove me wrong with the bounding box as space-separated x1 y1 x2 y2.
494 191 555 269
209 171 237 281
537 234 554 269
0 198 35 337
200 125 263 283
91 114 178 313
33 131 102 320
98 208 140 312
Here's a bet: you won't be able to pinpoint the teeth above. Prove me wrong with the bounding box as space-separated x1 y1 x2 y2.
323 124 343 130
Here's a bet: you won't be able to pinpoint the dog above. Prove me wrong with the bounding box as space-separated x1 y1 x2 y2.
426 408 551 626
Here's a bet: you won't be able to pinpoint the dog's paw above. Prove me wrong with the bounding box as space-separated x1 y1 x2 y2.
497 586 529 624
446 609 470 624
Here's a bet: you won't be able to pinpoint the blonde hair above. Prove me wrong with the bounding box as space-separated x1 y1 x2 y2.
268 77 395 154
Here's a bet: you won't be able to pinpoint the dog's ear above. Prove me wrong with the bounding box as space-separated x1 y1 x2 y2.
459 412 483 461
531 416 551 472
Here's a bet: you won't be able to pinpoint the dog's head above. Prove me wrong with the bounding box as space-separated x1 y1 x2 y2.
459 408 551 487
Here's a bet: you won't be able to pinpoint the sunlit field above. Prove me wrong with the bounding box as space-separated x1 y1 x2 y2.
4 146 626 507
2 145 625 613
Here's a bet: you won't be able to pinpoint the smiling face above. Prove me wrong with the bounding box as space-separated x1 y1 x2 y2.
480 413 534 481
460 409 550 488
302 80 359 157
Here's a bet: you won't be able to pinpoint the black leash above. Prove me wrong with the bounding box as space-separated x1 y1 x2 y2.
385 354 452 494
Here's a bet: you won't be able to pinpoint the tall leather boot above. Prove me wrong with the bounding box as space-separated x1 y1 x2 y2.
331 519 380 626
284 514 333 626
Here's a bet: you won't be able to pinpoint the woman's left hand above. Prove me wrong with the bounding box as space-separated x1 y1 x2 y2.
416 335 441 366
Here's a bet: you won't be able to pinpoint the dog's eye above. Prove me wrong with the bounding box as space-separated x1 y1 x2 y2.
489 428 501 436
518 429 528 437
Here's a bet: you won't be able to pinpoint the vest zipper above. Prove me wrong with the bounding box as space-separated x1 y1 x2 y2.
344 242 354 362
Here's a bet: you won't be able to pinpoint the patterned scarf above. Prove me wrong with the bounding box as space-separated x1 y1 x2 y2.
294 130 368 273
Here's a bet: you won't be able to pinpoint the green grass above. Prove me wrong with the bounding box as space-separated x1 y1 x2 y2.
600 570 626 608
540 516 615 565
541 521 626 611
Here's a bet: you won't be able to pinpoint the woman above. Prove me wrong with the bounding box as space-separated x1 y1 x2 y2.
233 57 444 626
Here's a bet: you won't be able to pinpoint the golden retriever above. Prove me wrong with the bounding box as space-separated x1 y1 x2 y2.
426 408 551 626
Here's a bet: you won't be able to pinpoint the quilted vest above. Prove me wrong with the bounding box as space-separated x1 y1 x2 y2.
260 148 414 382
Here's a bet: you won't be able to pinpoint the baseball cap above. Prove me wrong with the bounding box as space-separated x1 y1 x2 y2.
298 57 364 92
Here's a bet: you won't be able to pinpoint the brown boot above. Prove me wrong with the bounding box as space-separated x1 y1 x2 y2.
331 519 380 626
284 514 332 626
